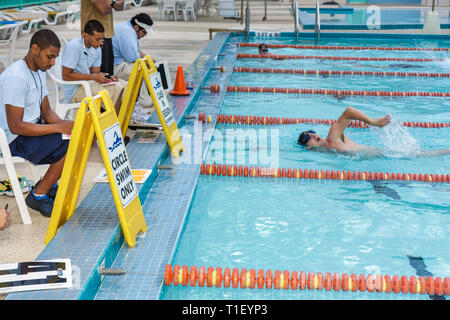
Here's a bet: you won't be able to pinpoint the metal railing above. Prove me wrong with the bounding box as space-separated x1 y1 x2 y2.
244 0 250 40
294 0 299 42
315 1 321 43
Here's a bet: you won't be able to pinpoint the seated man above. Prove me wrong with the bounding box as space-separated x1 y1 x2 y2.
62 19 127 114
112 13 155 109
298 107 450 157
0 29 73 217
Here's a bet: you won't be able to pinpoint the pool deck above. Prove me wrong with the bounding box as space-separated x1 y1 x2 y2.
1 1 449 300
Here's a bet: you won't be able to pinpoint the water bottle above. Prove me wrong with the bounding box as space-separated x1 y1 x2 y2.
186 72 194 90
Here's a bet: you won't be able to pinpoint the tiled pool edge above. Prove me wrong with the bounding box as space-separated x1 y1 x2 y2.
5 32 231 300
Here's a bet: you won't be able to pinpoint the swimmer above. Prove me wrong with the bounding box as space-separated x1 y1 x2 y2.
353 63 424 69
258 43 269 55
297 106 450 158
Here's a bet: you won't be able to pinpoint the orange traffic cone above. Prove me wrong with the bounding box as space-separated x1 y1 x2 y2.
170 66 190 96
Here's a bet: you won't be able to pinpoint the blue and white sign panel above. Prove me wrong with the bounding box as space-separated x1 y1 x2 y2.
103 122 137 208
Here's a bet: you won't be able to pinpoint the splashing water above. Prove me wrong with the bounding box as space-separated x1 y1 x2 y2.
372 118 421 158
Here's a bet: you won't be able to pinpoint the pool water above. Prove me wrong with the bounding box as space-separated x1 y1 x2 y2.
161 35 449 300
299 7 450 29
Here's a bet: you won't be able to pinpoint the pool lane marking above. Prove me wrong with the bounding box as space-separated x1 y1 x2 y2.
200 163 450 184
237 42 450 52
197 113 449 129
236 53 444 62
407 255 446 300
164 264 449 296
232 66 450 78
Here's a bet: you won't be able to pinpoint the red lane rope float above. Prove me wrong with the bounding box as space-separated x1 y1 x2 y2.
232 66 450 78
197 113 449 129
236 53 444 62
237 42 450 52
164 264 449 296
221 85 450 98
200 163 450 184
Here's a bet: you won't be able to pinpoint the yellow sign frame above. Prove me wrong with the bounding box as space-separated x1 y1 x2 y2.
45 91 147 247
118 55 184 158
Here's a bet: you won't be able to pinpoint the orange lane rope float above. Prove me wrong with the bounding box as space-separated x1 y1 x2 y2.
164 264 449 296
236 53 444 62
204 84 450 98
199 163 449 184
237 42 450 52
202 85 450 97
196 113 449 129
232 66 450 78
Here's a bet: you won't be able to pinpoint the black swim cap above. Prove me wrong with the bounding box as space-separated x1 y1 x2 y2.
298 130 316 146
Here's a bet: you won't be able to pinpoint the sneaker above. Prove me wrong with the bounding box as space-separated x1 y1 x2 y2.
25 191 54 217
0 176 31 196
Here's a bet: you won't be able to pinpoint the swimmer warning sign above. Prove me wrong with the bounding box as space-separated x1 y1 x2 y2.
46 91 147 248
103 122 137 208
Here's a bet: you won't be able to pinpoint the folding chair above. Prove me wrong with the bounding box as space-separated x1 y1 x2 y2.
0 128 32 225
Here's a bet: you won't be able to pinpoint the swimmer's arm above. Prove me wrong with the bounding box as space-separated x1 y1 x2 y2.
331 107 390 135
415 149 450 157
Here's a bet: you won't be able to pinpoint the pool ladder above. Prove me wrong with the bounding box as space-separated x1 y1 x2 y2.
315 1 321 43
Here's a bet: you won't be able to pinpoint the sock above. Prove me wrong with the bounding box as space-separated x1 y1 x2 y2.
32 190 46 199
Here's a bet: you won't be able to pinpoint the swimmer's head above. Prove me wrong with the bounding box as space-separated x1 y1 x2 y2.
258 44 269 54
298 130 326 148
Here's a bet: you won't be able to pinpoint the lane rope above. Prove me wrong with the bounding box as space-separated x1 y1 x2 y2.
232 66 450 78
164 264 449 296
236 53 444 62
200 163 450 184
197 113 449 129
207 84 450 98
237 42 450 52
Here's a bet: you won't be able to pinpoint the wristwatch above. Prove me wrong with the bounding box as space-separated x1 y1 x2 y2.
111 0 116 8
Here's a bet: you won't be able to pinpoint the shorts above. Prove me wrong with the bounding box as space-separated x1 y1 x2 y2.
9 133 69 165
70 80 127 105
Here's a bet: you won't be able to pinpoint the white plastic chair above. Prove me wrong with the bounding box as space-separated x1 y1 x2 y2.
161 0 177 21
48 56 92 120
0 128 32 225
177 0 197 21
0 23 19 68
217 0 238 18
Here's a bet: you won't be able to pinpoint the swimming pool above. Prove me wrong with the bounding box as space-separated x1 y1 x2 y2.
160 34 449 300
298 7 450 30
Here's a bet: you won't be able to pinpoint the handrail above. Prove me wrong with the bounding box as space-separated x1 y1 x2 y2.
294 1 299 42
244 0 250 41
315 1 320 43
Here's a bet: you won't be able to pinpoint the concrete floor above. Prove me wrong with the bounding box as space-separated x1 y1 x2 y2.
0 0 448 264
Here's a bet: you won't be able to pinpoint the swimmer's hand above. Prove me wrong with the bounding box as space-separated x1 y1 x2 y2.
369 115 391 128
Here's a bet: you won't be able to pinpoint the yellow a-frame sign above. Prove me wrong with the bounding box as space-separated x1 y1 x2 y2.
45 91 147 247
118 55 184 158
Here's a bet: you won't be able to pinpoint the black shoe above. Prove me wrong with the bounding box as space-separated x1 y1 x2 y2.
25 191 54 217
